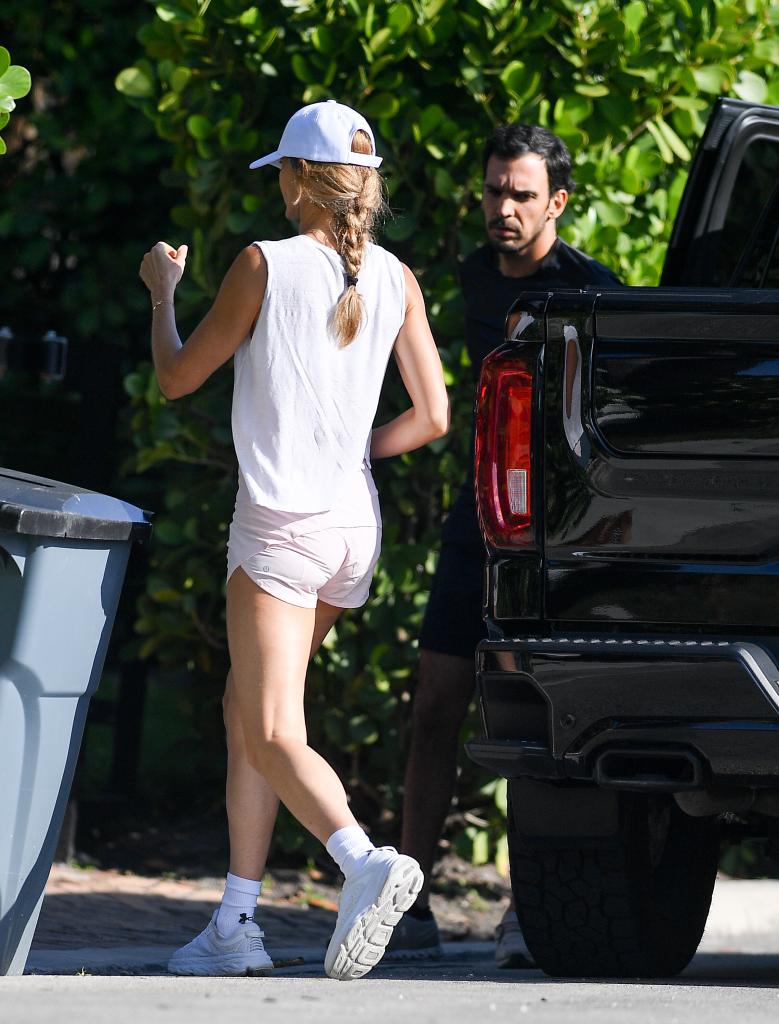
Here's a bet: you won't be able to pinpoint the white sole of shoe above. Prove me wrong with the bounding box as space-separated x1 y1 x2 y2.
324 856 424 982
167 953 273 977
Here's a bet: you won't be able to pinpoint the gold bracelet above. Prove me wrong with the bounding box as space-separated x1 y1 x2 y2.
151 297 173 312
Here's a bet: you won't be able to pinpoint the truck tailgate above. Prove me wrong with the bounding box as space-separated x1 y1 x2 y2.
544 288 779 630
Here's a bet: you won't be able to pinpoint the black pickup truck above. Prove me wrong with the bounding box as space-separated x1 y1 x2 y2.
466 98 779 978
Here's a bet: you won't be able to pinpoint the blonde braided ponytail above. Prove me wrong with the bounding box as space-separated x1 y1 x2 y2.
290 130 386 347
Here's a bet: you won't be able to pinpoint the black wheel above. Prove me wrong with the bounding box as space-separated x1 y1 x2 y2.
508 784 720 978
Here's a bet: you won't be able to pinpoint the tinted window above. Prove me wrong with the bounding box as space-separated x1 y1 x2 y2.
725 138 779 286
712 136 779 287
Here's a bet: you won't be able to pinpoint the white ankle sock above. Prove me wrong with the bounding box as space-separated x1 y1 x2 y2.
326 825 376 878
215 872 262 936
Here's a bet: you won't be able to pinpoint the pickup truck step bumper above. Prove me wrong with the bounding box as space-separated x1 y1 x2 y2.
467 634 779 789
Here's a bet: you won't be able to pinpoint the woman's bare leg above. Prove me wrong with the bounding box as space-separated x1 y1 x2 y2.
224 597 343 879
224 673 279 879
226 567 356 845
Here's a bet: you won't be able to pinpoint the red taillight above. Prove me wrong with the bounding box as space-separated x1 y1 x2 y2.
475 353 534 548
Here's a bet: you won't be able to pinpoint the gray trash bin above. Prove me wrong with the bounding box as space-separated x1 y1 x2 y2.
0 468 151 975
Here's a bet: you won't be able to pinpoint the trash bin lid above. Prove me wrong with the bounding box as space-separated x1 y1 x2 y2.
0 469 152 542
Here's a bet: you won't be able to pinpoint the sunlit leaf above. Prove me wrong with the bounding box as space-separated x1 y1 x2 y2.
733 70 768 104
692 65 728 94
0 65 32 100
115 65 155 98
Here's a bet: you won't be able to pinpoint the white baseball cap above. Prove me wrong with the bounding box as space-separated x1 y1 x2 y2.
249 100 383 170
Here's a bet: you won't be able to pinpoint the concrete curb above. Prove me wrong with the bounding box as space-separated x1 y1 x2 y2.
705 879 779 938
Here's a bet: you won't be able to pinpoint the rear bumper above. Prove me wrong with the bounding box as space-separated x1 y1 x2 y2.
466 633 779 789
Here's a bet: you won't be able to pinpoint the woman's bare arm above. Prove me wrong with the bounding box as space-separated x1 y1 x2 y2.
139 241 267 399
370 264 450 459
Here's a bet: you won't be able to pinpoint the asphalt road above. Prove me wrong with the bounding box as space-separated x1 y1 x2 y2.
6 944 779 1024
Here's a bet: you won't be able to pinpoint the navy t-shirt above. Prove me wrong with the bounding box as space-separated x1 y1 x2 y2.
445 237 622 547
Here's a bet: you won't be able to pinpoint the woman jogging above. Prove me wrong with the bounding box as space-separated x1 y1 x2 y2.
139 100 449 981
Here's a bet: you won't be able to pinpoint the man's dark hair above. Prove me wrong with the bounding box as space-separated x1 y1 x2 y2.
482 123 575 195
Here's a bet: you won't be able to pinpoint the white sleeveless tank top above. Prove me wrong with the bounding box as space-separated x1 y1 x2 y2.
231 234 406 512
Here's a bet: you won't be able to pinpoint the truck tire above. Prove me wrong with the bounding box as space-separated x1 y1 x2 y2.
508 785 719 978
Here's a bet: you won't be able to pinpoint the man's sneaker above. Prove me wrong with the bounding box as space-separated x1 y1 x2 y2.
384 908 443 960
324 847 423 981
494 908 535 969
167 910 273 976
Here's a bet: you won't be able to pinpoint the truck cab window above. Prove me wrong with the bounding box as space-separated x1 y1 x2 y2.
712 135 779 287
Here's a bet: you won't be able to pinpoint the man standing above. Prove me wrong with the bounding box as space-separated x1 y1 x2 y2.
388 124 621 965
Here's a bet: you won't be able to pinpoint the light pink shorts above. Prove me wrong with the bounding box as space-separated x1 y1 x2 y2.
227 468 382 609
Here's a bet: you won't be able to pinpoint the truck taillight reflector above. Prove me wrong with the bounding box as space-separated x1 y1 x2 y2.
476 356 533 547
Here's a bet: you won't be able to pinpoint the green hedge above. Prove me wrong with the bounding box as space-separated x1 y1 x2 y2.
116 0 779 862
0 45 30 155
0 3 170 358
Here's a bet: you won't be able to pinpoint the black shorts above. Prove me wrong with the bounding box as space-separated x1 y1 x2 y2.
418 540 487 660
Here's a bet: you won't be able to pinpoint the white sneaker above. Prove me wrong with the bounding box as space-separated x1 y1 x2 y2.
325 847 423 981
494 909 534 969
167 911 273 976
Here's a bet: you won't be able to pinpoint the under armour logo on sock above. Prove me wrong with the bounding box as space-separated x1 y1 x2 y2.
239 913 255 924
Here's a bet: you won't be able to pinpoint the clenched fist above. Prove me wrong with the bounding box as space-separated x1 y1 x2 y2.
140 241 189 305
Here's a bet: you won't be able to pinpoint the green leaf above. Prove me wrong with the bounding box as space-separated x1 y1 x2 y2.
311 26 336 53
0 65 32 100
653 117 691 161
384 213 417 241
495 834 509 878
417 103 445 138
362 91 400 118
170 67 192 93
0 95 15 113
157 91 178 113
623 0 646 34
574 82 610 97
0 47 9 77
500 60 528 94
470 828 490 866
238 7 260 26
0 136 6 156
115 66 155 98
369 27 393 55
291 53 317 83
186 114 212 139
692 65 727 94
150 585 182 602
754 39 779 65
433 167 454 200
0 111 8 131
626 145 664 178
553 94 591 125
422 0 448 18
668 95 708 111
302 84 330 104
124 372 146 398
154 520 185 544
594 199 630 227
668 169 688 220
139 635 165 659
494 777 507 815
646 119 674 162
733 70 768 104
155 3 194 22
388 3 414 34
